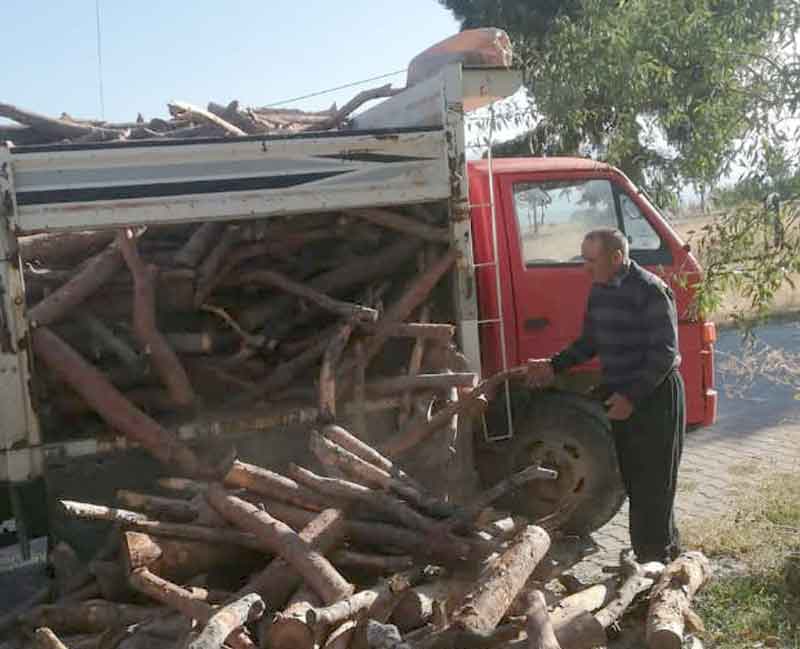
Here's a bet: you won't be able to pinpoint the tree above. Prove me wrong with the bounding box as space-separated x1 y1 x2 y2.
442 0 800 317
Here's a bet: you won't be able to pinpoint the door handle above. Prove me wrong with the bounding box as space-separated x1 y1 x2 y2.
524 317 550 331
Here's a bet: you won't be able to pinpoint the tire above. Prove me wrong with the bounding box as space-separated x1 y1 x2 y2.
476 391 626 535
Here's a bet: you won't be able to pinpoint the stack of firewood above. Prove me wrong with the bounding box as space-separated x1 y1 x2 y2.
0 84 399 146
23 206 503 485
0 422 712 649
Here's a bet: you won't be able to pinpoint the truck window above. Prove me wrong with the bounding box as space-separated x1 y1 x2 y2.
618 192 662 251
512 179 617 265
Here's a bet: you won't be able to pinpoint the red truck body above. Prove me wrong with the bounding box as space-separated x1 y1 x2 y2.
468 157 717 427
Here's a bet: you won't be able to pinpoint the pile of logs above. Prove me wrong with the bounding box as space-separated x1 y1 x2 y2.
0 424 712 649
0 84 400 146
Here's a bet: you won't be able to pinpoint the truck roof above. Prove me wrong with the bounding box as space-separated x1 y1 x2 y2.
468 157 613 174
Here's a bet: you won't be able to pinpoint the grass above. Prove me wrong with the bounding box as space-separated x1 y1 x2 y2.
681 469 800 648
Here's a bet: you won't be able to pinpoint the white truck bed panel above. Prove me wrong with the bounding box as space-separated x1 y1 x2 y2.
5 127 450 234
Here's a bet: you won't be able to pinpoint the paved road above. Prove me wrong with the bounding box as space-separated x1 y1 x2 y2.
577 319 800 577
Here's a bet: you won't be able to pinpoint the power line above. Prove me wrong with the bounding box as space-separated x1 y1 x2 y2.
95 0 105 119
264 69 407 108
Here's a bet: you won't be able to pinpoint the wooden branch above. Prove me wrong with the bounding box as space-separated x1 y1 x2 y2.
320 424 425 492
350 208 450 243
116 490 199 522
21 600 159 635
78 312 143 369
234 508 346 610
319 320 355 420
33 328 208 477
175 223 227 268
0 102 121 140
168 100 247 136
366 372 478 397
21 230 116 267
358 321 456 342
200 304 265 348
238 237 421 331
240 268 379 322
60 502 267 553
310 431 454 518
452 526 551 634
33 627 70 649
267 585 321 649
332 550 415 574
205 483 353 604
594 554 656 630
522 591 561 649
309 84 401 131
646 552 711 649
358 247 458 370
29 236 127 327
188 594 264 649
223 460 329 511
307 569 425 631
194 226 240 308
119 229 195 407
380 392 489 458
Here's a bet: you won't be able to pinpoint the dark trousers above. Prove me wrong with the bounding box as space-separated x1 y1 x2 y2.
611 370 685 563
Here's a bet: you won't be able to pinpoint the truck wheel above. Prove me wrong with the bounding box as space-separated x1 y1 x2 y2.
476 392 625 535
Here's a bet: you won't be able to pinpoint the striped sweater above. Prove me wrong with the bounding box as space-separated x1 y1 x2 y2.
550 261 681 405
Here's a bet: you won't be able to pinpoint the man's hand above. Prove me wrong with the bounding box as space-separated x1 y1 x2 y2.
605 393 634 420
526 358 555 388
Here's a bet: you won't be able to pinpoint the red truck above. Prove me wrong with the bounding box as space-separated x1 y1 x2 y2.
0 64 716 548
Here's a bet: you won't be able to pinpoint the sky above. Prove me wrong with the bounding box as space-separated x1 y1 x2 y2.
2 1 461 124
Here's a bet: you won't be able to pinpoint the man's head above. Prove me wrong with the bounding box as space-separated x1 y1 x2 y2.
581 228 630 284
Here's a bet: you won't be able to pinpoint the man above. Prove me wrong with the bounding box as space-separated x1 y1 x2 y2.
528 228 685 563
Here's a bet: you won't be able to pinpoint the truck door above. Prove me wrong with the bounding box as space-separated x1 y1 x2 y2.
499 172 694 372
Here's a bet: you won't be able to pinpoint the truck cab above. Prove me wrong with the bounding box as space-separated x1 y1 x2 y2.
469 158 717 428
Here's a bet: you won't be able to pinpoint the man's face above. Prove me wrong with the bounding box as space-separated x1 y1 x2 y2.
581 238 622 284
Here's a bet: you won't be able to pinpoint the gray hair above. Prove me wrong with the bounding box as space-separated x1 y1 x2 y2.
584 228 630 262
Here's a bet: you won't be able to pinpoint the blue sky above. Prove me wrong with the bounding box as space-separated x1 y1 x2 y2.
2 1 460 124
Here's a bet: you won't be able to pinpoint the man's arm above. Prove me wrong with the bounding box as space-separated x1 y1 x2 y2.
550 307 597 373
619 283 679 405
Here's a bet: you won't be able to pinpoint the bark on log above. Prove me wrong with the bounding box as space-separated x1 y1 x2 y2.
331 550 415 574
129 567 258 649
223 460 329 511
355 247 457 371
266 586 322 649
288 464 439 535
390 579 453 632
174 223 227 268
646 552 711 649
60 502 266 553
366 372 478 396
0 102 121 140
452 526 551 634
324 620 359 649
309 431 453 518
358 322 455 343
28 237 127 327
205 484 353 604
167 100 247 136
349 208 450 243
320 425 425 492
188 594 263 649
319 320 355 420
120 530 254 582
116 490 200 523
234 508 347 610
21 230 117 267
239 237 421 331
117 229 195 407
21 600 159 635
523 591 561 649
361 621 413 649
194 226 240 307
32 328 208 477
240 268 378 322
380 392 489 458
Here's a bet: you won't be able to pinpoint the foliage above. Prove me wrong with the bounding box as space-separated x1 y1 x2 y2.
440 0 800 203
683 470 800 646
